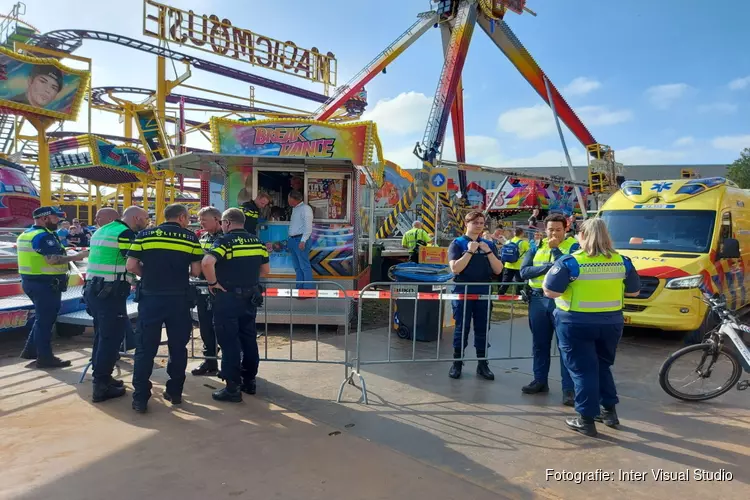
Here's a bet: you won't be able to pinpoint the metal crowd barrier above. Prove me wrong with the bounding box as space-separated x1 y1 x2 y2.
79 280 360 400
340 281 547 404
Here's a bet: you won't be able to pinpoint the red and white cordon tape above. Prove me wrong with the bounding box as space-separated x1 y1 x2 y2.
262 288 523 302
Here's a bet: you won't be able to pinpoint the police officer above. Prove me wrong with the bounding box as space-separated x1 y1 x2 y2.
401 220 431 262
447 211 504 380
126 203 204 413
543 218 640 437
519 213 578 405
85 206 148 402
239 191 271 236
191 206 223 376
201 208 269 402
17 207 88 368
498 227 530 294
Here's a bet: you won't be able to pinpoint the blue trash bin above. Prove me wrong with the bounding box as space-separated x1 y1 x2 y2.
389 263 453 342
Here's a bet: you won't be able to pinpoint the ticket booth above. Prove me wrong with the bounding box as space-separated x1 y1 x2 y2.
153 118 381 326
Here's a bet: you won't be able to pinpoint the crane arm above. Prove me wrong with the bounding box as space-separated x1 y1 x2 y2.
415 1 479 164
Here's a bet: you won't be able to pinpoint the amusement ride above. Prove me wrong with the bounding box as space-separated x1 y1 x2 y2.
0 0 625 331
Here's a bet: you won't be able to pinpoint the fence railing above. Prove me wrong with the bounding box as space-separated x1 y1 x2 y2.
76 278 554 406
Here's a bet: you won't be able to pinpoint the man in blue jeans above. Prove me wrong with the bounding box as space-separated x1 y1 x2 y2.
287 190 314 290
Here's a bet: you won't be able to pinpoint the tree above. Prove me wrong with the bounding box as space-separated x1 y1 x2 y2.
727 148 750 188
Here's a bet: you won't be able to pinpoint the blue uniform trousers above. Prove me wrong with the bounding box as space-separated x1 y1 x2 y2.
21 279 61 359
212 291 259 386
452 298 491 353
132 294 192 402
196 293 217 358
84 286 127 384
555 319 622 418
528 294 573 391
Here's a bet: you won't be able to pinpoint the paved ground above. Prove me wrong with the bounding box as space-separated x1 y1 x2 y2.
1 313 749 499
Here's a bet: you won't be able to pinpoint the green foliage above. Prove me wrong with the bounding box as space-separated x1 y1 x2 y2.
727 148 750 188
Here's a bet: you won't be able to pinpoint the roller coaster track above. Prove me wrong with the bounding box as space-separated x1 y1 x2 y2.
89 86 281 115
28 29 332 103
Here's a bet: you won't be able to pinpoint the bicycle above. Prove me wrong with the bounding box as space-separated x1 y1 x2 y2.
659 293 750 401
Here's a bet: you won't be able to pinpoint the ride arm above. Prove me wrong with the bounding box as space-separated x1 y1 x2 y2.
313 12 438 121
477 16 597 149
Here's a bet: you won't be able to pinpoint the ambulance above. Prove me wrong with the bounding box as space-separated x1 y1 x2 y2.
598 177 747 337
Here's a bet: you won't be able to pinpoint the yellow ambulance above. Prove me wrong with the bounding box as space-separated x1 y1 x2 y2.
598 177 747 336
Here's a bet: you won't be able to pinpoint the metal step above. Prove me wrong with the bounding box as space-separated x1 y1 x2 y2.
57 299 139 326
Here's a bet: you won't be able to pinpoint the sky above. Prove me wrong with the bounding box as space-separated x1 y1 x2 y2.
12 0 750 171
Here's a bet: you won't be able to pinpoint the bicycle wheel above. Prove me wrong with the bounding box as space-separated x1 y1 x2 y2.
659 342 743 401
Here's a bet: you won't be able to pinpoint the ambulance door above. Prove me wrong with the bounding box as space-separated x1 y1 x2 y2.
718 211 741 308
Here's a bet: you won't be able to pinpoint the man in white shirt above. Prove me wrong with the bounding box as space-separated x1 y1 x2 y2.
287 190 314 290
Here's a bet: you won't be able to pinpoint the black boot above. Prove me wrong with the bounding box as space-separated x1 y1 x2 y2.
476 350 494 380
163 391 182 405
20 347 37 360
132 399 148 414
36 356 71 369
241 378 256 395
565 415 598 437
92 383 126 403
106 376 124 388
595 406 619 428
522 380 549 394
212 383 243 403
191 360 218 376
448 350 463 379
562 390 575 407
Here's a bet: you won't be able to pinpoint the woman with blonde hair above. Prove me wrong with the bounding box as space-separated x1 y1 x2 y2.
541 218 641 437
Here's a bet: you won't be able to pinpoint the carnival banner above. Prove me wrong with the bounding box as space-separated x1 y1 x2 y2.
375 160 413 209
211 118 374 166
486 177 588 213
0 48 89 121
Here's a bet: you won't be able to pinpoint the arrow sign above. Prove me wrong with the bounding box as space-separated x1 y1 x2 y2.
429 168 448 193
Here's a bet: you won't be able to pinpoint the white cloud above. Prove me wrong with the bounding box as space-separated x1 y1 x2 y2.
673 136 695 147
576 106 634 126
564 77 601 96
361 91 432 135
616 146 687 164
497 104 555 139
711 135 750 151
729 76 750 91
497 103 631 140
697 102 738 114
646 83 692 109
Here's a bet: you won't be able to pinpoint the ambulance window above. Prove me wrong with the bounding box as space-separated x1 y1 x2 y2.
720 212 732 240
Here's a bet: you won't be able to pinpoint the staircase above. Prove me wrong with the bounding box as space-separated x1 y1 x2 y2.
2 25 35 50
0 114 16 155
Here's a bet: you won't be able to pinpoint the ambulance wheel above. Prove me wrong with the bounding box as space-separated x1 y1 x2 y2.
683 310 719 346
397 325 411 340
55 323 85 338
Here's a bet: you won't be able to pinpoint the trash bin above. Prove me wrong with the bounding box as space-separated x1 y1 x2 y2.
388 263 453 342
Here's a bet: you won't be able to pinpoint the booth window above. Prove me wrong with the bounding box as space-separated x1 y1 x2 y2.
306 174 350 222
